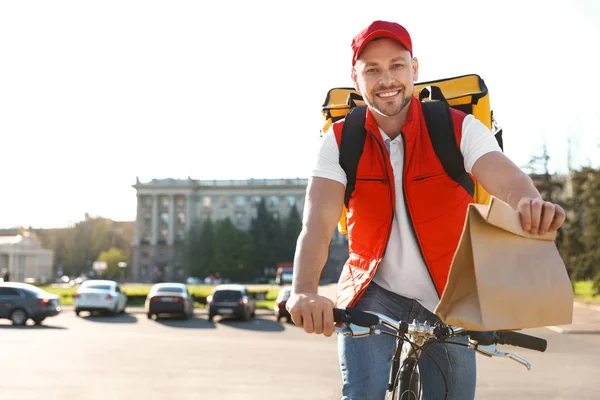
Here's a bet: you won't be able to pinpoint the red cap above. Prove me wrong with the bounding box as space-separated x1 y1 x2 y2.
351 20 413 66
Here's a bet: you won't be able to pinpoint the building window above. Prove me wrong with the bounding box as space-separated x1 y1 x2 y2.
269 196 279 207
160 213 169 225
144 196 153 207
160 196 169 208
273 212 280 220
252 196 262 206
160 229 168 243
176 229 185 243
177 212 186 225
176 196 186 209
142 230 151 244
235 196 245 207
203 196 212 208
287 196 296 207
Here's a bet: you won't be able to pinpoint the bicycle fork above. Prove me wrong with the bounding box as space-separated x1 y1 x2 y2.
387 332 427 400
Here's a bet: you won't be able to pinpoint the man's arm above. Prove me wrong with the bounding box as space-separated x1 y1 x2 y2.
471 151 566 234
287 176 345 336
293 177 345 292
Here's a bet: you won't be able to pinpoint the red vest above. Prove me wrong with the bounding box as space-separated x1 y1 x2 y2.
333 96 472 308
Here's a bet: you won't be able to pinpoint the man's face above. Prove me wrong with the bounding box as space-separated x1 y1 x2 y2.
352 38 418 118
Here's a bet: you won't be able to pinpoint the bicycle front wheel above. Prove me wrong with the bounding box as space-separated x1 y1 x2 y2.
389 357 421 400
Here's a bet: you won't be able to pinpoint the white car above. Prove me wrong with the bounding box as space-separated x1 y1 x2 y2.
74 280 127 316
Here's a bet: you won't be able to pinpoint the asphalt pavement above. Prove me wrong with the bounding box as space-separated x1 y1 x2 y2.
1 284 599 399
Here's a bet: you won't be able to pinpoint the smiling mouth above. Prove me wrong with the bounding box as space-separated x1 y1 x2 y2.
376 90 401 99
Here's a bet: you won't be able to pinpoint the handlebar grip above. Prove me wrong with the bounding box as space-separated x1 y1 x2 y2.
496 331 547 352
332 307 380 327
333 308 346 324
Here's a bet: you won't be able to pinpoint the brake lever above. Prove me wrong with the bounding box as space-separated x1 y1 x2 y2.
334 323 378 338
469 341 532 370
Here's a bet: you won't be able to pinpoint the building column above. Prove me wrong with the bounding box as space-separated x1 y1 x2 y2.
151 194 159 245
168 194 175 245
131 247 140 282
186 192 194 231
134 194 142 245
8 252 14 278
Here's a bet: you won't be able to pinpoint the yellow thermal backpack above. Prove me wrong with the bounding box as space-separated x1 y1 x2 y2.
320 74 503 234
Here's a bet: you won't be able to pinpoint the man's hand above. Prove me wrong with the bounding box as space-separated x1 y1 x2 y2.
286 291 336 337
471 153 567 235
516 197 566 235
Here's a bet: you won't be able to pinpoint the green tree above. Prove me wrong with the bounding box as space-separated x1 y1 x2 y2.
182 221 204 278
249 198 280 271
576 168 600 287
196 218 216 277
213 218 255 280
282 204 302 263
97 247 128 278
35 216 134 277
559 169 586 281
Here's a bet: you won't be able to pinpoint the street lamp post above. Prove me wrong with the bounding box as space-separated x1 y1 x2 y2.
118 262 127 283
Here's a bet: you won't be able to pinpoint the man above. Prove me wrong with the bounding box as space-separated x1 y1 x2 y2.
286 20 566 399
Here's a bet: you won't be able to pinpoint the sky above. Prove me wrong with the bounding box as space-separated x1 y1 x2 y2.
1 0 599 229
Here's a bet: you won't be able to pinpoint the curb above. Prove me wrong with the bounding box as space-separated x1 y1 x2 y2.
545 325 600 335
574 301 600 312
544 301 600 334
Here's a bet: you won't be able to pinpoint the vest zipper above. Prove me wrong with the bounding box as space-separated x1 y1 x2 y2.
374 137 395 260
349 132 395 307
400 133 440 296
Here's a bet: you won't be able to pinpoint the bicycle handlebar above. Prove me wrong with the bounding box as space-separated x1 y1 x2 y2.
333 307 547 353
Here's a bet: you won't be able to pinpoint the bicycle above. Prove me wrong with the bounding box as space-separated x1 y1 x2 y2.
333 307 548 400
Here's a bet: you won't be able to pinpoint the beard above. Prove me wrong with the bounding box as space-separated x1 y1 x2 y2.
369 85 412 117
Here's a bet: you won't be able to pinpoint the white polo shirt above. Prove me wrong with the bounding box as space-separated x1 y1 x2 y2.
312 113 502 312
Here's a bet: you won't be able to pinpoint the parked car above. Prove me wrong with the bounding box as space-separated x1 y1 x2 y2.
274 286 292 322
0 282 61 325
74 280 127 316
207 284 256 321
145 282 194 320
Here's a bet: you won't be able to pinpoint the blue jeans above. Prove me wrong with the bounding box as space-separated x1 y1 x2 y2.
338 282 476 399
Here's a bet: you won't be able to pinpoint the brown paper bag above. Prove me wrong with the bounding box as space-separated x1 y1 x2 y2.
434 196 573 331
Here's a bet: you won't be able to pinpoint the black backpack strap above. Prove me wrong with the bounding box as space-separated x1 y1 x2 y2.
421 100 475 197
339 105 367 207
491 111 504 151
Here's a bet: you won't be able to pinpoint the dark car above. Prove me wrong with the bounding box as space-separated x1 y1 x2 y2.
0 282 61 325
273 286 292 322
207 284 256 321
145 282 195 320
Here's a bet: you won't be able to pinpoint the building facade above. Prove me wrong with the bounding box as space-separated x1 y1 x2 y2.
131 177 347 283
0 233 54 283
